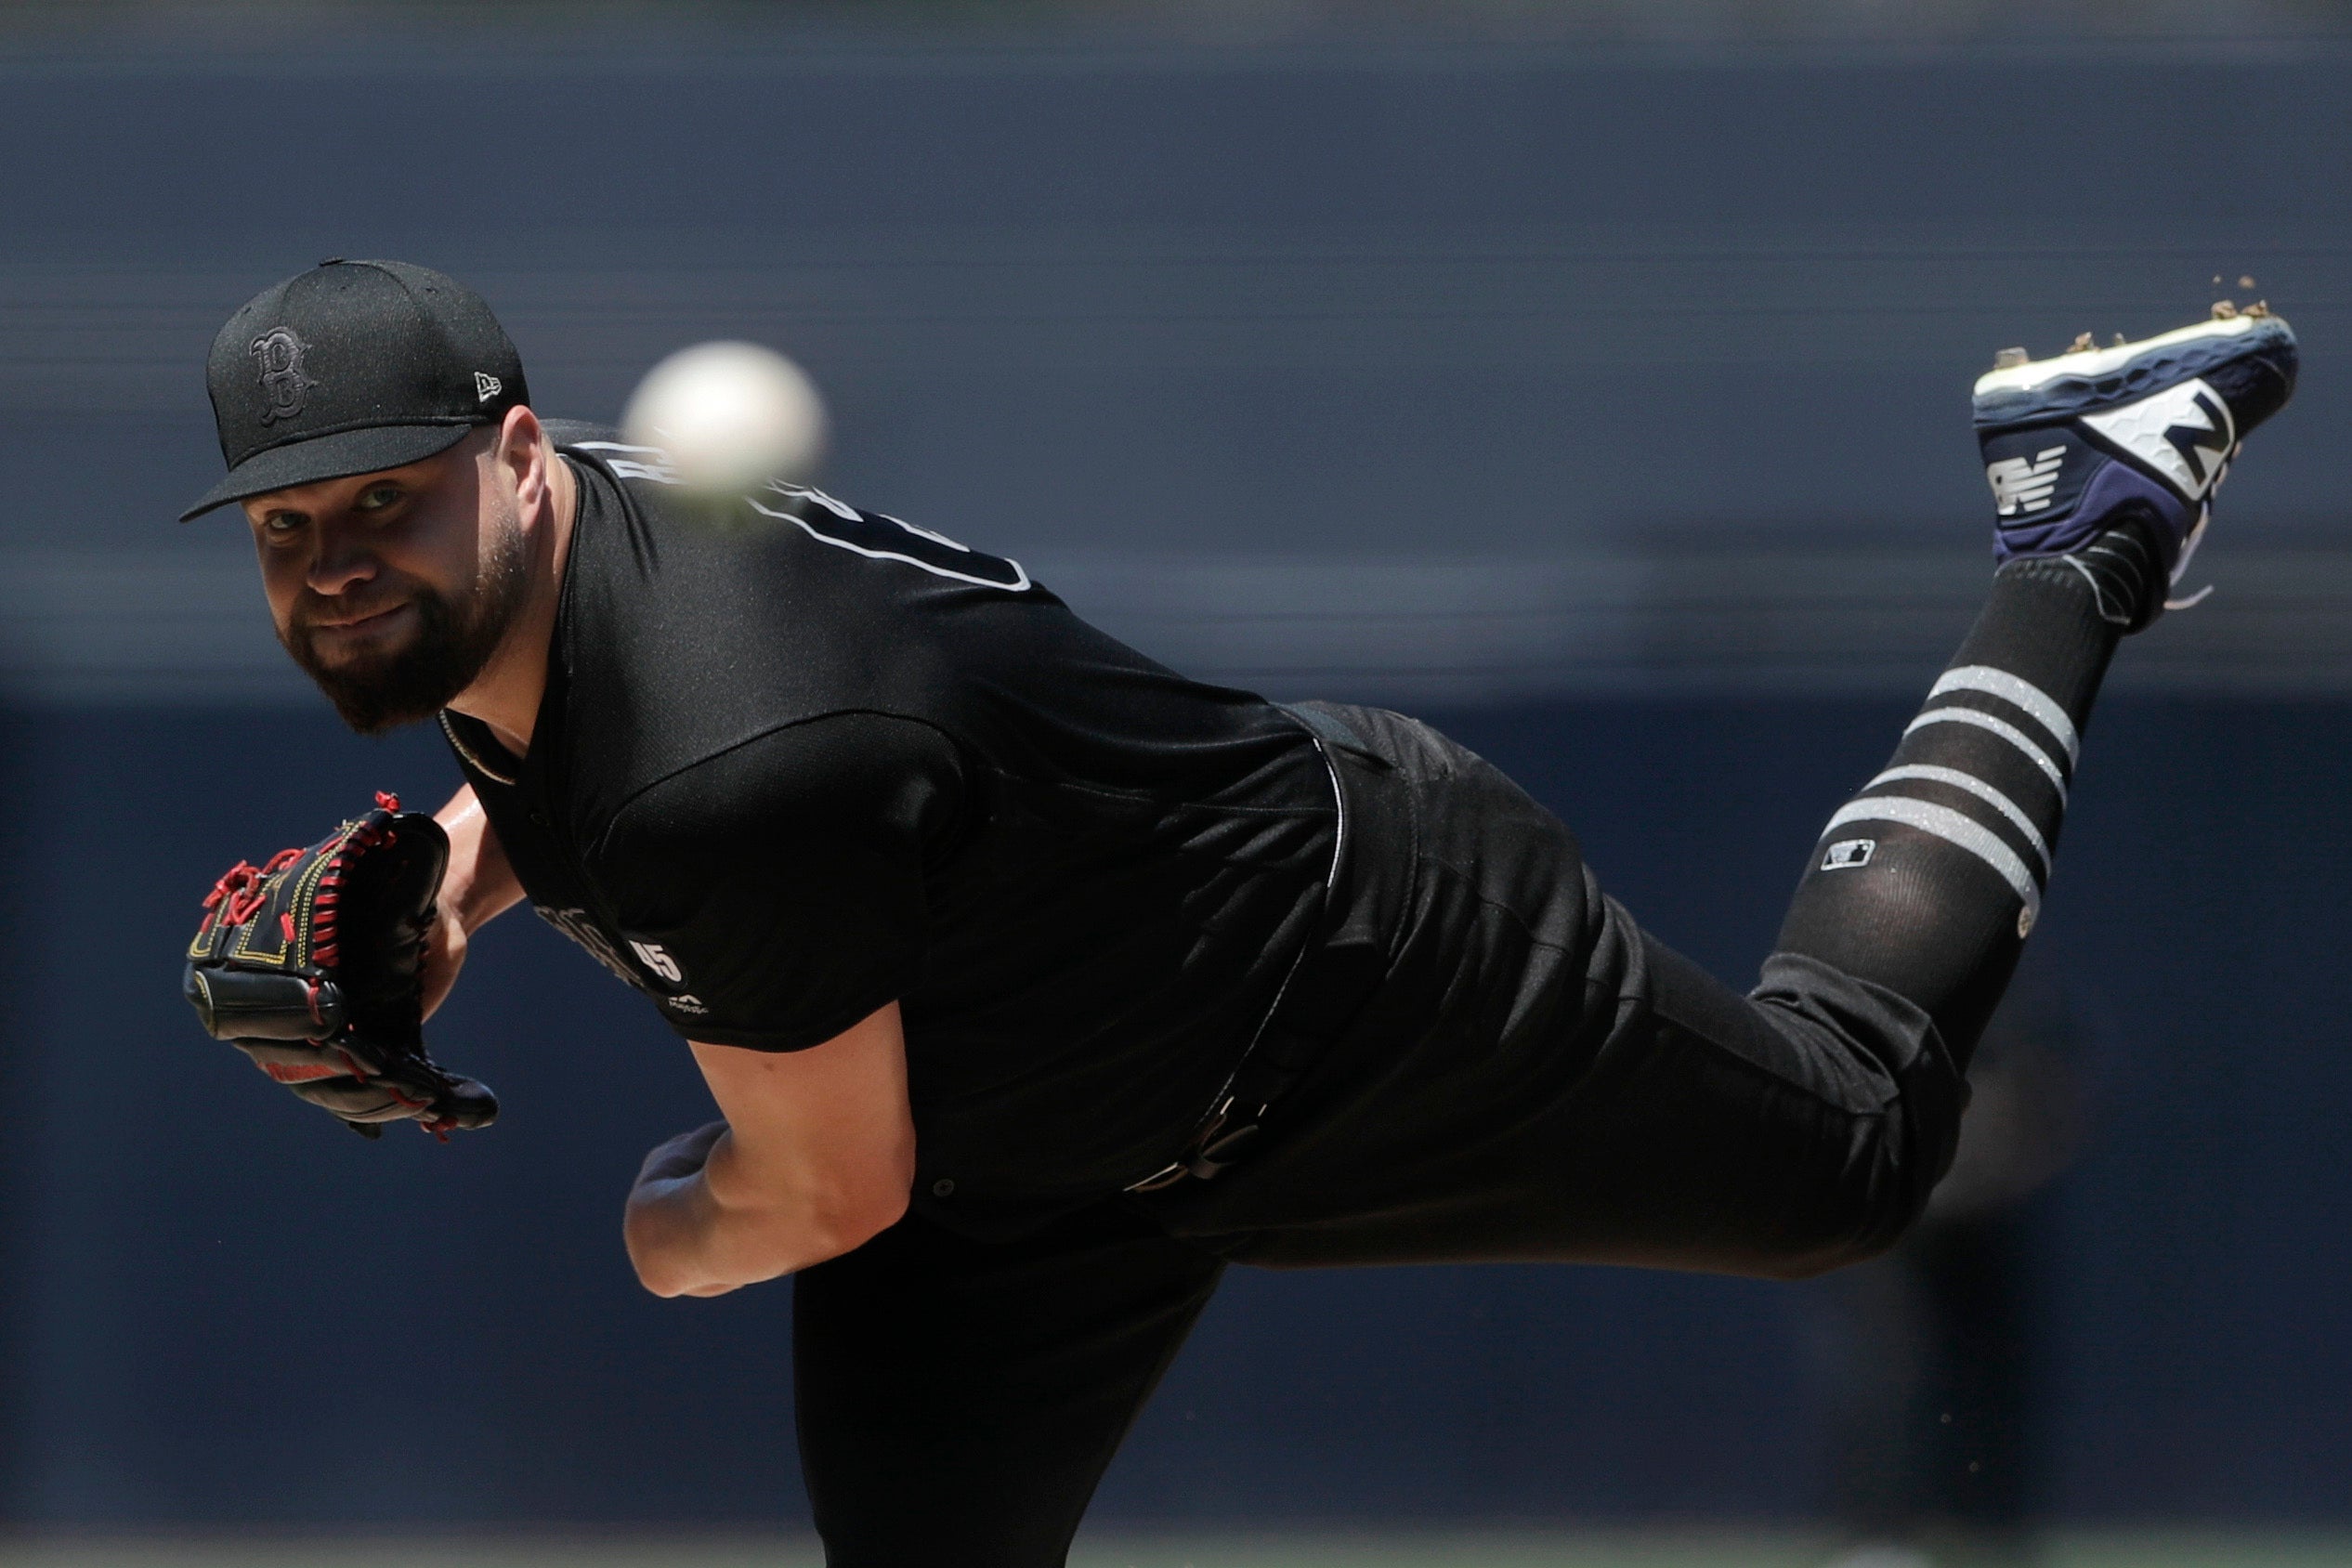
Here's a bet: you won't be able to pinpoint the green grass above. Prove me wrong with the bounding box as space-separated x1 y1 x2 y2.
0 1530 2345 1568
1072 1534 2352 1568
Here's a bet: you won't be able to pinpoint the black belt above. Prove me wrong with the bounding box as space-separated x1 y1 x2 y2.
1128 705 1381 1193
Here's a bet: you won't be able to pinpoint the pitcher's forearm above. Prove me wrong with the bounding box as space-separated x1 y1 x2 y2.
434 785 527 933
626 1130 908 1298
623 1176 850 1299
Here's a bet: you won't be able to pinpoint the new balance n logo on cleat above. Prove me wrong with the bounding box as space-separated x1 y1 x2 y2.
2079 377 2234 500
1987 446 2066 515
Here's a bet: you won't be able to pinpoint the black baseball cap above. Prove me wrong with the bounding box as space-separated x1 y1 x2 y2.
181 259 529 521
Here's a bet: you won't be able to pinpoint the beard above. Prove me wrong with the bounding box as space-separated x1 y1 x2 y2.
281 526 529 736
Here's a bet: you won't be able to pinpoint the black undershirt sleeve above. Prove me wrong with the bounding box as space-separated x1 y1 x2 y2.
588 712 968 1052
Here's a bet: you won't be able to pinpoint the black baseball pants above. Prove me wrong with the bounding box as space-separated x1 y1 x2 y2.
796 703 1972 1566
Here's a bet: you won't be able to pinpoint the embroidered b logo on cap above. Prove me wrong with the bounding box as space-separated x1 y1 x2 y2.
249 327 318 425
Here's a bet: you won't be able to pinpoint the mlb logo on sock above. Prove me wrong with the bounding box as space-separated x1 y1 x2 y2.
1823 838 1875 870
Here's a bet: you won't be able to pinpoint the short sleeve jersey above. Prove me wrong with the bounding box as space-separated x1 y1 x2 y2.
440 435 1339 1231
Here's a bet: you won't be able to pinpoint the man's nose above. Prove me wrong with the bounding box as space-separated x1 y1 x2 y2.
307 527 378 598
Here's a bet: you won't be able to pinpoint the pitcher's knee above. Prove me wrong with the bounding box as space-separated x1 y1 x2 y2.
1764 1084 1967 1280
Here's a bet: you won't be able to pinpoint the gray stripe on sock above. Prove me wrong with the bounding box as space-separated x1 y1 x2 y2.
1824 796 2044 920
1864 764 2052 878
1902 707 2070 804
1930 665 2080 765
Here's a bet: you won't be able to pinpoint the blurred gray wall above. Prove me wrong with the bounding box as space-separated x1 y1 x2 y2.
1 9 2348 1531
6 14 2351 705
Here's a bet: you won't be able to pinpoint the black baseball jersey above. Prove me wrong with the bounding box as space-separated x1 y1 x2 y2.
440 434 1338 1228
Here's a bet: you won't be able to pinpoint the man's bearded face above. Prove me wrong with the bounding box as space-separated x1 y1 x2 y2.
247 437 530 736
278 526 526 734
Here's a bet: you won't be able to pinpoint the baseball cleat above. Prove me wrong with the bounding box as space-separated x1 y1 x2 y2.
1973 306 2297 585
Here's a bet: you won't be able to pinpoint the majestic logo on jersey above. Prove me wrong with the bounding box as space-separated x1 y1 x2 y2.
249 327 319 425
2080 377 2235 500
474 372 503 403
1986 446 2066 516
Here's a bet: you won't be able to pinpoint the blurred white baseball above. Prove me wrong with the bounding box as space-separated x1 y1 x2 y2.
620 340 829 494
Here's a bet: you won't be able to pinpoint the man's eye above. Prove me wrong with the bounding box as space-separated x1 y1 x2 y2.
356 485 403 511
261 512 305 534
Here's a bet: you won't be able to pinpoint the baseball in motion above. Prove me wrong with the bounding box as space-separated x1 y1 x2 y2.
620 339 830 495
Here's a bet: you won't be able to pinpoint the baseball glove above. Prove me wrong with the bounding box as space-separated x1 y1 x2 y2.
184 792 499 1140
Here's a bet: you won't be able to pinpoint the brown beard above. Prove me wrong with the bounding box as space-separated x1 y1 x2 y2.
282 532 528 736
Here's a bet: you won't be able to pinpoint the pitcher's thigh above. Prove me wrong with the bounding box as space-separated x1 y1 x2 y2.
794 1203 1226 1568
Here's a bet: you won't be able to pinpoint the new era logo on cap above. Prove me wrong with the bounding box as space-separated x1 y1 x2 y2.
181 259 530 521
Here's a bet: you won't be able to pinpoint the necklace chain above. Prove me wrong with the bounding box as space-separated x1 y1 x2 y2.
438 710 520 788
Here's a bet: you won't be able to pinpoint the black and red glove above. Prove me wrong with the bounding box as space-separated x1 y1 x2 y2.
183 792 498 1140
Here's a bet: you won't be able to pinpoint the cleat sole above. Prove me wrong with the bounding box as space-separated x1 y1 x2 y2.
1973 312 2294 433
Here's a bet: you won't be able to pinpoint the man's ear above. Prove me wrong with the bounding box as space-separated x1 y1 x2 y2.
498 403 550 509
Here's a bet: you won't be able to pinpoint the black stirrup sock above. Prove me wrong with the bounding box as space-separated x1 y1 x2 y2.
1771 521 2157 1065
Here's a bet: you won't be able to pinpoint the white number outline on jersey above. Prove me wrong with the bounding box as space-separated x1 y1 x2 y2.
749 482 1032 593
575 441 1031 592
536 906 643 987
569 439 681 486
